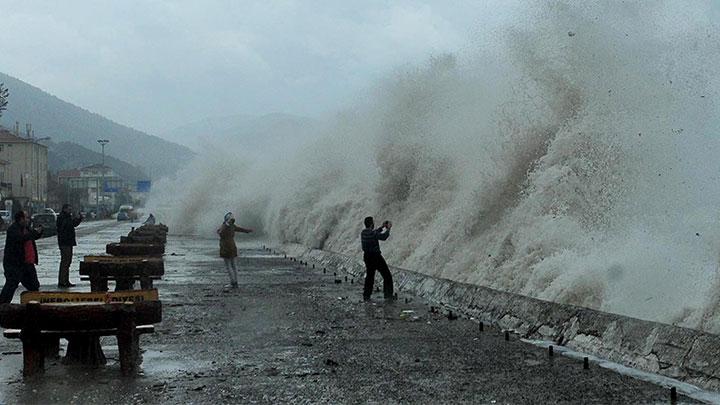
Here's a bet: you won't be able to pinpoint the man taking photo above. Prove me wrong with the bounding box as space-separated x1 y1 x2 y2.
360 216 394 301
57 204 82 288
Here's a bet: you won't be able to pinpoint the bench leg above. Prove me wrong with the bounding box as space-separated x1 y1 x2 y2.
140 277 153 290
64 336 106 366
22 302 44 377
90 277 109 292
115 279 135 291
118 332 140 376
42 336 60 359
118 303 138 376
22 337 44 377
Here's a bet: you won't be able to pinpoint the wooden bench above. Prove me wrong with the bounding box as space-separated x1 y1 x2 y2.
120 235 166 244
124 225 168 243
80 256 164 292
0 290 162 377
129 224 168 237
106 243 165 257
134 224 168 232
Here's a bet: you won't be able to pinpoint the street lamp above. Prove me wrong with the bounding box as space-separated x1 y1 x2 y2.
31 137 50 207
97 139 109 217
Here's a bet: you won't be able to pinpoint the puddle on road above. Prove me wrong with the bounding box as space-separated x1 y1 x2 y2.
141 349 210 374
0 351 23 387
241 254 286 259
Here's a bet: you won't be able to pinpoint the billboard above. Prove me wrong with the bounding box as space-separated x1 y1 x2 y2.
103 183 119 193
137 180 151 192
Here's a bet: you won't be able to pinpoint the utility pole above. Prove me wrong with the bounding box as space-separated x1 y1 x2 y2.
97 139 109 217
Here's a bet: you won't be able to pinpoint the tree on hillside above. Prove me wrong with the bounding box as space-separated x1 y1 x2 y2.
0 83 8 117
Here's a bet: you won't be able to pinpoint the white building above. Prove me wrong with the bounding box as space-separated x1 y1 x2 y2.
0 128 49 209
58 164 125 211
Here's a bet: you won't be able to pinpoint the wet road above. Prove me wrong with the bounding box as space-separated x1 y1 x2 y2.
0 224 699 403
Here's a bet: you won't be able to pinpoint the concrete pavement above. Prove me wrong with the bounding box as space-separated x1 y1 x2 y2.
0 226 699 403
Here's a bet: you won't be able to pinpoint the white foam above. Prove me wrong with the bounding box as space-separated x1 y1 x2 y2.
148 2 720 332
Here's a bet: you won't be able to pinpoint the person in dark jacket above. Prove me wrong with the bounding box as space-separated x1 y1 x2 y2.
217 212 253 288
56 204 82 288
360 216 393 301
0 211 43 303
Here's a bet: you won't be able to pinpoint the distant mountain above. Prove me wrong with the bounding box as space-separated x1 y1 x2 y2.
47 141 147 182
160 112 320 152
0 72 194 179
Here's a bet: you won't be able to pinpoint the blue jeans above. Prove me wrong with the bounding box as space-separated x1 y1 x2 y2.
0 263 39 303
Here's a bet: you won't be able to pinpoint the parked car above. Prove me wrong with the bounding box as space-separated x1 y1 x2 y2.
43 208 57 217
117 205 138 221
31 213 58 237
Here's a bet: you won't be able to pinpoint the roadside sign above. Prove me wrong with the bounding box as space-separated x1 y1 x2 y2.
20 289 159 304
137 180 151 192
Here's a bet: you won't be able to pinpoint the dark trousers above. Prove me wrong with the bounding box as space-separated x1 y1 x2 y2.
0 263 40 304
59 246 74 284
363 253 393 299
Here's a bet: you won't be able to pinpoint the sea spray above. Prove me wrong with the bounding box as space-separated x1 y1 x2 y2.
149 1 720 332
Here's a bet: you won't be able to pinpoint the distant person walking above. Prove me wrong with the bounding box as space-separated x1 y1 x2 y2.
218 212 253 288
360 216 394 301
0 211 43 303
56 204 82 288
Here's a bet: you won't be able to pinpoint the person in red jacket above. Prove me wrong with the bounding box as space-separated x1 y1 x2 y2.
0 211 43 303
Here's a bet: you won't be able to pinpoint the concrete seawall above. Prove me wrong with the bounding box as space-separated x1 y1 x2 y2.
280 244 720 391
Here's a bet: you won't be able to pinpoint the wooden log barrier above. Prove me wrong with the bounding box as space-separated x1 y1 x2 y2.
137 224 168 233
80 257 164 292
106 243 164 257
21 301 44 377
117 302 139 376
120 235 166 244
131 226 168 237
0 300 162 330
0 292 162 376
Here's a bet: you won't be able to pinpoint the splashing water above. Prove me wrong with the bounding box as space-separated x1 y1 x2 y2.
150 2 720 332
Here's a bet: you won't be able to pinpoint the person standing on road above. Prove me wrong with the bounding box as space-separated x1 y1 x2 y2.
56 204 82 288
0 211 43 303
218 212 253 289
360 216 394 301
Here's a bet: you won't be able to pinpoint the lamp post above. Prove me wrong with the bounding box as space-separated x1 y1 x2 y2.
97 139 109 217
31 137 50 208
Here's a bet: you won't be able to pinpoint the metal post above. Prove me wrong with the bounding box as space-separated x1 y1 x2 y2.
101 143 105 215
96 140 109 217
95 177 99 216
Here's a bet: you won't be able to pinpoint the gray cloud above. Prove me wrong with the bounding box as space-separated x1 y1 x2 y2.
0 0 509 135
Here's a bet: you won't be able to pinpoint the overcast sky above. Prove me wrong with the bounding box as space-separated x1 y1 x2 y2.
0 1 516 136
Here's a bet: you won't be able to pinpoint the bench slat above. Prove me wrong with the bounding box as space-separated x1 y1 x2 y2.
0 301 162 330
4 325 155 339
